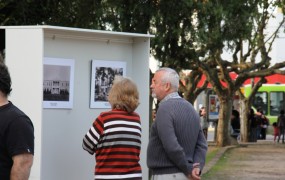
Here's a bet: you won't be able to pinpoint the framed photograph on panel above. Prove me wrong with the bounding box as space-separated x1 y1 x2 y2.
90 60 126 108
208 94 219 120
43 57 75 109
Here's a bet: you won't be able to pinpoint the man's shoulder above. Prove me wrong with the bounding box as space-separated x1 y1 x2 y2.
159 98 196 114
10 105 30 119
4 103 33 126
159 98 188 109
162 97 187 104
2 102 24 114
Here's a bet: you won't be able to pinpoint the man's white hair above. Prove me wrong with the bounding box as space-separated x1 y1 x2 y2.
156 67 179 91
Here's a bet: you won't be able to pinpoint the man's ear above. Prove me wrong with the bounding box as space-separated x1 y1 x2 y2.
165 82 171 91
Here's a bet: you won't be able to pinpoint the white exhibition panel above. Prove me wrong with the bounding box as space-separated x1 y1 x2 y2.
4 28 43 180
2 26 152 180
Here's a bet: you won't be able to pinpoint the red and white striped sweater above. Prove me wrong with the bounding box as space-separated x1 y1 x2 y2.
83 109 142 180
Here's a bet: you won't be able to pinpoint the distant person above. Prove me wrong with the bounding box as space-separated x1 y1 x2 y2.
147 67 207 180
255 108 263 139
272 122 279 143
82 76 142 179
248 108 257 142
277 110 285 143
231 109 240 130
0 63 34 180
199 106 209 140
260 110 269 140
255 96 264 107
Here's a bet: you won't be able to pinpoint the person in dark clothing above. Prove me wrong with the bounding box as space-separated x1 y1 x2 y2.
277 110 285 143
258 109 269 140
199 106 209 140
248 108 257 142
231 109 240 130
255 108 264 139
0 63 34 180
273 122 280 142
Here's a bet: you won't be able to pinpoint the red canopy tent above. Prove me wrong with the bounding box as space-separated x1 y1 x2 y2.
197 73 285 88
243 74 285 85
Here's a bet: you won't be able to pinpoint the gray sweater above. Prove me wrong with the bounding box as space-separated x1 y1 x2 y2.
147 97 208 176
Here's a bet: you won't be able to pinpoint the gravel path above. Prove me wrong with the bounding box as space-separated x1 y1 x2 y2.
202 140 285 180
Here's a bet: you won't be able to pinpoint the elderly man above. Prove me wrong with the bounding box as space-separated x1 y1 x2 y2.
147 67 207 180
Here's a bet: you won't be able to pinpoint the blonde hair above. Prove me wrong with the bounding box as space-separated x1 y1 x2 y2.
108 76 139 113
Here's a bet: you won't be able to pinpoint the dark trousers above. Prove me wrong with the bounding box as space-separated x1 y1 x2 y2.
256 126 261 139
278 127 285 143
249 127 257 142
260 128 266 139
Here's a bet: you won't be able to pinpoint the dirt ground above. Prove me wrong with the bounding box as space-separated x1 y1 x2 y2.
202 141 285 180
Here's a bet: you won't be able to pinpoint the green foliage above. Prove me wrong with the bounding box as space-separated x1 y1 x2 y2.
151 0 197 71
1 0 285 146
100 0 156 33
0 0 156 32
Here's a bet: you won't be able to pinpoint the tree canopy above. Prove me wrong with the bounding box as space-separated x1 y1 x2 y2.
1 0 285 146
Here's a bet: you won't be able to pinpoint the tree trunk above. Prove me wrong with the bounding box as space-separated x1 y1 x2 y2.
183 90 196 105
216 96 233 147
240 98 251 142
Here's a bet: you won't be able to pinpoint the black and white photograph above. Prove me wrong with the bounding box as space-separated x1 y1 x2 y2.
43 57 75 109
90 60 126 108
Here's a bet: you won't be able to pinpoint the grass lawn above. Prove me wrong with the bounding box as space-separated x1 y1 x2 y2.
206 146 219 163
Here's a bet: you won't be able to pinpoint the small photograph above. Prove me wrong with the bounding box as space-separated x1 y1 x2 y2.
43 57 74 109
208 95 219 120
90 60 126 108
94 67 123 101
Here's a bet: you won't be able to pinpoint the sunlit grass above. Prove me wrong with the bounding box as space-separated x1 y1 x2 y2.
202 149 233 178
205 146 219 163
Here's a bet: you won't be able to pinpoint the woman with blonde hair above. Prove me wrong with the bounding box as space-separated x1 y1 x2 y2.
83 76 142 180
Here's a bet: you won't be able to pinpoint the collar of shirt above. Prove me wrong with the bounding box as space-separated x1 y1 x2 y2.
160 92 181 104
